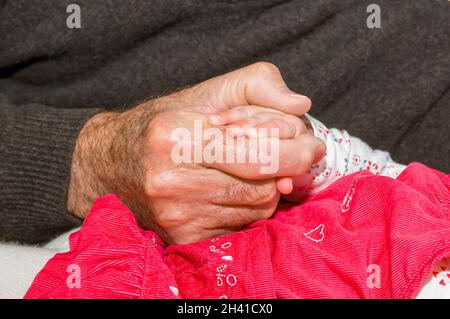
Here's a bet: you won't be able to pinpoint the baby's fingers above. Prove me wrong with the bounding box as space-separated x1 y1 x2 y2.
208 106 280 126
250 119 297 139
232 112 308 139
209 107 251 125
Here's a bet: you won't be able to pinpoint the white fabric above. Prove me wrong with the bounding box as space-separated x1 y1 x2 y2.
416 258 450 299
0 229 75 299
287 114 406 200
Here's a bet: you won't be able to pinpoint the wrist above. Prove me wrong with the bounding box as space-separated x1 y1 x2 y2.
66 102 162 219
67 111 120 218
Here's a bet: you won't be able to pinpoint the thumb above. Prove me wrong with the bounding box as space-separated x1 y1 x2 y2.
202 62 312 116
276 177 294 195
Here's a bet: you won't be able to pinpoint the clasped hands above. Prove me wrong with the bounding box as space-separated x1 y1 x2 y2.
68 62 325 244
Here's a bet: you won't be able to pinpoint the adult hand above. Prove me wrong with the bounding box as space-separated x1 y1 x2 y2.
67 62 325 244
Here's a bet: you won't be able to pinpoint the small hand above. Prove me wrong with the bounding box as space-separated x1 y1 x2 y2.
209 106 322 195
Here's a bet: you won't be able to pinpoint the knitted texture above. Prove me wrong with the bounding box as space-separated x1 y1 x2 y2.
1 0 449 243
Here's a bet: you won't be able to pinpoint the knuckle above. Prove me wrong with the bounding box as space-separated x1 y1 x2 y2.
144 171 175 198
251 61 280 77
259 206 276 219
254 193 279 220
247 205 277 223
145 115 172 151
154 208 185 227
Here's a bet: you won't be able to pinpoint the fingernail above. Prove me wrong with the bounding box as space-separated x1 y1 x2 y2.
288 93 309 100
280 86 306 98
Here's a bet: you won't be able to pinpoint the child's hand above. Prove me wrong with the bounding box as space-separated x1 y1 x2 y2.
208 106 311 139
209 106 316 195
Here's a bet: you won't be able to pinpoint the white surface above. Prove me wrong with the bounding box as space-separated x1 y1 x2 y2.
0 228 76 299
416 258 450 299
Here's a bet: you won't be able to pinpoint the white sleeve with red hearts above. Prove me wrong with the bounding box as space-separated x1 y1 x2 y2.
289 114 407 198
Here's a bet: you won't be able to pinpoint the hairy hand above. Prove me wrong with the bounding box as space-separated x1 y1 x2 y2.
67 62 325 244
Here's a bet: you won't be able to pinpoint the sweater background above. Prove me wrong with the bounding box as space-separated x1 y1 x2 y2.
0 0 449 243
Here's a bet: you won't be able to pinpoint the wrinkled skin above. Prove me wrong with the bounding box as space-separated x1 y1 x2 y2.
68 62 325 244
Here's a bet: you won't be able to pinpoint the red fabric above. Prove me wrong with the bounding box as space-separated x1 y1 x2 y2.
25 163 450 299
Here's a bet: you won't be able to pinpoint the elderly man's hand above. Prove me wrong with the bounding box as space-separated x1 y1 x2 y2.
67 62 325 244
